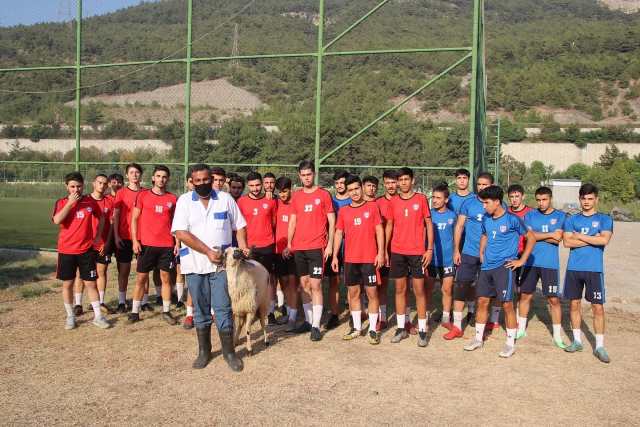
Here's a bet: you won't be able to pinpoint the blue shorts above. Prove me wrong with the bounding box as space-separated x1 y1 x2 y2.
455 254 480 283
520 267 560 297
477 266 516 302
563 270 605 304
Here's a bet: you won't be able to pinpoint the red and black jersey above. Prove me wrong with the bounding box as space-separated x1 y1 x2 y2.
509 205 533 254
291 187 334 251
336 201 382 263
275 200 294 254
388 193 431 256
52 195 102 255
238 195 277 248
376 195 394 222
91 194 114 249
135 190 177 248
114 186 146 240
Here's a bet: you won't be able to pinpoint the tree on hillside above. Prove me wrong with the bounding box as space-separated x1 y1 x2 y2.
597 144 629 169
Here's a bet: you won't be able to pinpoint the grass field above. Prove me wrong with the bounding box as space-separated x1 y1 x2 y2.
0 198 57 249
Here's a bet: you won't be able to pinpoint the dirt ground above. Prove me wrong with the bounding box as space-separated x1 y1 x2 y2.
2 223 640 425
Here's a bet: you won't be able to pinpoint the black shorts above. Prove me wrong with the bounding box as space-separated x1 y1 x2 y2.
427 265 456 280
137 246 176 273
115 239 134 263
294 249 325 279
275 254 296 277
324 250 342 277
520 267 560 297
563 270 605 304
379 266 390 279
252 244 275 274
175 255 181 265
389 252 424 279
344 263 378 287
90 248 112 265
57 250 97 281
476 266 516 302
455 253 481 283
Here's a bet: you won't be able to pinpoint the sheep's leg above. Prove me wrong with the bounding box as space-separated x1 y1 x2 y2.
245 312 254 356
259 310 269 347
233 314 241 347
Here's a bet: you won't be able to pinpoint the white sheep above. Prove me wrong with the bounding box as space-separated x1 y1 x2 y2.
224 247 270 355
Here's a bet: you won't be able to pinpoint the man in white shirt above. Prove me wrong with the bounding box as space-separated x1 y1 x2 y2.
172 164 248 371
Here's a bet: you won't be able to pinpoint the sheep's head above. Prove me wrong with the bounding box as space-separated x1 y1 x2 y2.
223 247 248 269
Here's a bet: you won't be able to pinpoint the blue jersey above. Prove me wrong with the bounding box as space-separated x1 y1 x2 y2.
563 212 613 273
524 209 566 269
459 196 486 257
332 195 352 213
448 192 476 215
481 212 527 270
430 207 456 268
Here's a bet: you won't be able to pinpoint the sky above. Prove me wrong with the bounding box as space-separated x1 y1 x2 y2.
0 0 157 27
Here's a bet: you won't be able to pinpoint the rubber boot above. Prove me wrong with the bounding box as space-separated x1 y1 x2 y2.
192 325 212 369
219 328 243 372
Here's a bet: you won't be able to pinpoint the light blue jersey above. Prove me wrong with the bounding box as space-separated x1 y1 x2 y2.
459 196 486 257
564 212 613 273
332 195 352 213
430 207 457 268
524 209 566 269
448 192 476 215
481 212 527 270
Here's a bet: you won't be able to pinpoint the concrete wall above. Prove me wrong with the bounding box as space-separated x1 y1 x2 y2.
502 142 640 171
0 139 172 154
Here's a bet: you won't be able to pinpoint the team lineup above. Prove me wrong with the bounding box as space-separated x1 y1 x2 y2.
52 160 614 372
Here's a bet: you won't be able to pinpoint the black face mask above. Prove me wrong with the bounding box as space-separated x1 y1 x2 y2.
194 183 211 198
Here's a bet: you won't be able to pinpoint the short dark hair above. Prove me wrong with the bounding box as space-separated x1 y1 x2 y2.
579 183 599 197
94 173 108 181
298 160 315 172
153 165 171 177
246 171 262 183
275 176 292 191
189 163 210 177
263 172 276 180
362 175 379 186
108 173 124 183
65 171 84 184
398 167 414 179
477 171 494 184
432 182 450 199
535 186 553 197
382 169 399 180
345 175 362 187
507 184 524 195
229 174 245 186
478 185 504 201
454 168 471 178
210 166 226 177
333 170 350 181
125 162 143 174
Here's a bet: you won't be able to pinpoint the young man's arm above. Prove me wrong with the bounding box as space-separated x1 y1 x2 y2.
331 229 343 272
93 215 105 253
532 229 563 244
453 215 467 265
375 223 385 269
112 207 123 248
422 216 434 269
574 231 613 247
479 233 487 265
130 206 142 255
384 218 394 266
506 230 536 269
562 231 588 248
285 213 297 257
324 211 336 262
52 195 79 224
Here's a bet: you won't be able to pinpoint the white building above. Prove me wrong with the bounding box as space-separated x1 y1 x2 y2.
550 179 581 210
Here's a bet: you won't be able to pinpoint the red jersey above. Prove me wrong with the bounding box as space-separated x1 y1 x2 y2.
509 205 532 254
275 200 294 254
52 195 102 255
376 195 394 222
389 193 431 256
238 195 277 248
336 201 382 263
291 187 334 251
91 194 114 249
135 190 177 248
114 186 145 240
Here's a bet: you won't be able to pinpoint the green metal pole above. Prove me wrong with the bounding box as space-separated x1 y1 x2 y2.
74 0 82 171
323 0 391 51
183 0 193 182
313 0 325 183
468 0 480 180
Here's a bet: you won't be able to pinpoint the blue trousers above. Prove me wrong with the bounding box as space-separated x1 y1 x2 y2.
186 271 233 331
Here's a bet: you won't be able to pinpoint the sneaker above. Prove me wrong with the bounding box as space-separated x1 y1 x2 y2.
390 328 409 343
486 322 500 331
141 303 154 312
564 341 584 353
267 313 279 326
553 338 567 349
516 330 527 340
464 337 483 351
73 305 84 316
92 316 111 329
593 347 610 364
175 301 185 309
100 303 114 315
465 312 475 326
128 312 140 323
310 327 322 341
162 312 177 325
405 321 417 335
443 325 464 340
117 303 127 313
499 344 516 358
376 319 388 332
368 330 381 345
284 321 297 333
155 295 163 306
441 322 454 331
65 316 76 330
325 314 340 330
417 331 429 347
294 321 312 334
183 315 194 330
342 328 361 341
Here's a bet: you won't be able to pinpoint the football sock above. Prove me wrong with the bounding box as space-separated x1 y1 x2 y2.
352 310 362 331
118 291 126 304
517 316 527 334
490 306 501 323
418 317 427 332
142 294 149 305
98 290 105 304
303 303 312 324
155 286 161 297
276 288 285 307
396 314 406 329
467 301 476 314
379 305 387 321
475 323 486 342
132 300 141 314
64 303 74 317
287 307 298 323
595 334 604 349
405 306 411 321
552 324 562 341
368 312 379 333
186 305 193 317
74 293 82 306
163 300 170 313
453 311 463 329
312 305 323 328
91 301 101 319
176 283 184 301
506 328 516 347
573 328 582 344
442 311 451 323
